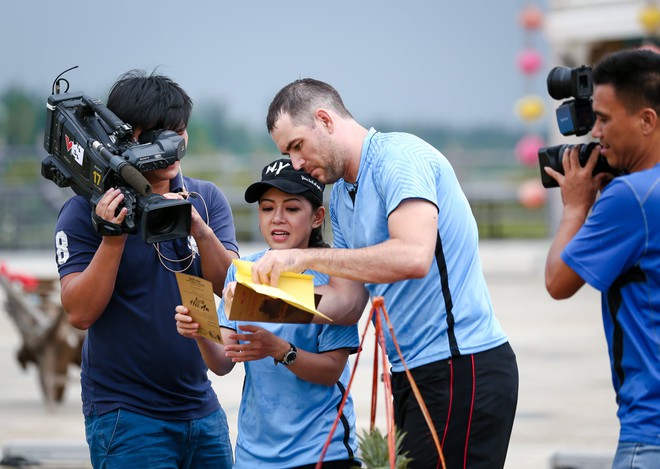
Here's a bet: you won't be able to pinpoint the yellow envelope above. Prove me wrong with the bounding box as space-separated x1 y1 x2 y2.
229 259 331 323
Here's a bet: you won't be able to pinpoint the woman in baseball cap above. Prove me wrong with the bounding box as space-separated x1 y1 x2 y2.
175 159 361 468
244 158 327 249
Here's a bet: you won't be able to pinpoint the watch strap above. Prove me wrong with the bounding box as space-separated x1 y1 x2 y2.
274 343 297 366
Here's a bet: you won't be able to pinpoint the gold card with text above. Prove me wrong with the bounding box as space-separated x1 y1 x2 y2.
175 272 223 344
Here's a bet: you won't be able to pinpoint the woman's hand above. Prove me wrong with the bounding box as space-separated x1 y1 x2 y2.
223 324 289 363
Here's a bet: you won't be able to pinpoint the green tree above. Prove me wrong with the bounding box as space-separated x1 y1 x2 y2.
0 87 44 146
188 102 272 156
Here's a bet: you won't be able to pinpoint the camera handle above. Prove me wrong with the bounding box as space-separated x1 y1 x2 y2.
82 95 133 141
90 141 152 196
90 209 123 237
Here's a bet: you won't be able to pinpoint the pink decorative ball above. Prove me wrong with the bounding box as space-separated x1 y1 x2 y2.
518 179 547 210
515 134 545 167
517 48 543 75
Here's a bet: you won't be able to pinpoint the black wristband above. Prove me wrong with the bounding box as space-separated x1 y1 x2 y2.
91 210 123 237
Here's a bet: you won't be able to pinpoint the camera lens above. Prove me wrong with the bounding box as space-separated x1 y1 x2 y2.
547 67 574 100
546 143 598 168
537 143 589 188
139 194 192 243
145 207 178 236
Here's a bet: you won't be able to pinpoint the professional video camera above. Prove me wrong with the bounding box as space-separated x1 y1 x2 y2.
41 81 192 243
537 65 623 188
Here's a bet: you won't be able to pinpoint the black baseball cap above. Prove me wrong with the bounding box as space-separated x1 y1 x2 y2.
244 159 325 205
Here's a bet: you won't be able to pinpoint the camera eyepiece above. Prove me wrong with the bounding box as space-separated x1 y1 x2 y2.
546 65 593 101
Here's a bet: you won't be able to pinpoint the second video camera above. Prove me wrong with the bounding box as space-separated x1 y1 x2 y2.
537 65 622 188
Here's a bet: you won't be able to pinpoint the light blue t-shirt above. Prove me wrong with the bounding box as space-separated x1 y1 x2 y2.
562 166 660 445
330 128 508 372
219 250 360 468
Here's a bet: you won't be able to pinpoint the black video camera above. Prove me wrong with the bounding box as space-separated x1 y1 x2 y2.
41 91 192 243
537 65 623 188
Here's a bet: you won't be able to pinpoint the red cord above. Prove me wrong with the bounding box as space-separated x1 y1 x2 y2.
315 303 375 469
315 297 446 469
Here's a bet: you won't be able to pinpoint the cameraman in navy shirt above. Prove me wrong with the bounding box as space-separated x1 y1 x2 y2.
54 70 239 468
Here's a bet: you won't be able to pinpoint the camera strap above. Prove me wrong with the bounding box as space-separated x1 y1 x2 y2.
91 211 123 237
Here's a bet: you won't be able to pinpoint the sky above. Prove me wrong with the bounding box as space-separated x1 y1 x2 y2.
1 0 549 132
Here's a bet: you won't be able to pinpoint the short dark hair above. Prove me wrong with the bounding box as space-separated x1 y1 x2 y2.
593 48 660 115
106 69 192 133
266 78 353 133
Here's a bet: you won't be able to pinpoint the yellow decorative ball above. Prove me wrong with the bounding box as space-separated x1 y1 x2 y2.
515 95 545 122
639 5 660 33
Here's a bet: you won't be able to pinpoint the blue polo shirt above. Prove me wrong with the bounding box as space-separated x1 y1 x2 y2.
55 173 238 420
562 166 660 445
330 128 508 372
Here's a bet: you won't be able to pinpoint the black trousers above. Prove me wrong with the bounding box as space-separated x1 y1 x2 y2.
391 342 519 469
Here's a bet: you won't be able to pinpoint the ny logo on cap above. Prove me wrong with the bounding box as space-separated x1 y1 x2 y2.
264 160 291 176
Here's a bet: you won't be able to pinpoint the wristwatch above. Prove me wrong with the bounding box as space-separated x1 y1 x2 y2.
275 343 297 366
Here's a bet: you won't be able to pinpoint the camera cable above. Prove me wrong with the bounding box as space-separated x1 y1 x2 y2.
153 182 211 273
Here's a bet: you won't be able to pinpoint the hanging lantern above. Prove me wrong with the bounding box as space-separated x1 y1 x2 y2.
518 178 547 210
515 134 545 167
519 4 544 30
515 95 545 122
517 48 543 75
639 4 660 33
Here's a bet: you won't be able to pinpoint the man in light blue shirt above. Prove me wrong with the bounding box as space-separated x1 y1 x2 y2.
253 78 519 469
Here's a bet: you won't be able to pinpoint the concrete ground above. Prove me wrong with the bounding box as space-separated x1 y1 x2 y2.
0 240 619 468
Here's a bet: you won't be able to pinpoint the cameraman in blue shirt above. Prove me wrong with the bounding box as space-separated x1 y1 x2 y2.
544 48 660 468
